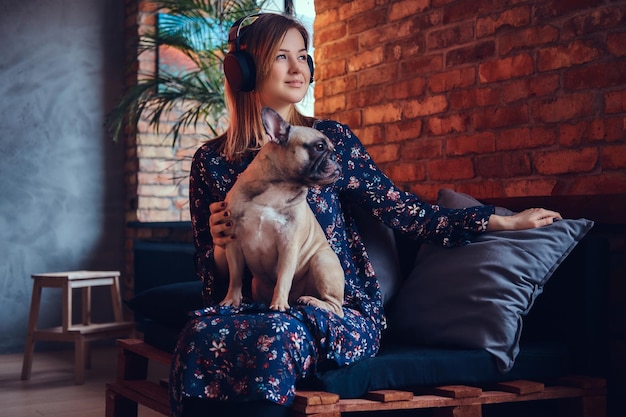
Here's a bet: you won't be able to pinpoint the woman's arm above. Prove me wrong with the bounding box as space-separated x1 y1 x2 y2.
318 120 493 247
189 144 232 304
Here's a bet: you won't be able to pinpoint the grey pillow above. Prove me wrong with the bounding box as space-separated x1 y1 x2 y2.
386 189 594 373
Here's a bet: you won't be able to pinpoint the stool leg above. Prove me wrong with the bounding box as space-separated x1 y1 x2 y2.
81 286 92 370
75 334 86 385
110 275 124 322
21 280 43 380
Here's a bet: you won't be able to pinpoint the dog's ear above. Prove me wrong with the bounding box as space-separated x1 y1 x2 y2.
261 107 291 145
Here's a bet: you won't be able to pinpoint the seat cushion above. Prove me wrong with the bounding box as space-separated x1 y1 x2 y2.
305 342 572 398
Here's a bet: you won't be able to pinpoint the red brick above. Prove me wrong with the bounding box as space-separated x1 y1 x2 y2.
570 173 626 195
317 58 346 80
537 40 602 72
534 148 598 175
476 152 532 178
389 0 430 21
502 178 558 197
496 127 557 151
499 75 560 103
356 63 398 88
408 183 441 202
363 103 403 125
535 0 605 21
426 114 470 136
531 93 594 123
564 61 626 90
457 181 506 200
399 55 444 78
323 75 358 96
403 137 445 160
559 120 606 146
449 87 499 110
348 8 389 34
444 0 495 24
562 5 626 39
388 78 427 100
355 125 384 146
429 67 476 93
476 6 531 38
404 95 449 118
427 22 474 50
605 90 626 114
338 0 376 20
385 162 427 182
316 94 346 114
605 116 626 142
447 41 496 67
386 119 424 142
386 36 425 61
473 103 529 129
446 132 496 156
602 144 626 169
428 158 475 181
499 25 559 55
479 54 533 83
348 47 384 72
346 87 386 108
317 37 359 61
608 32 626 57
367 143 401 164
315 22 347 45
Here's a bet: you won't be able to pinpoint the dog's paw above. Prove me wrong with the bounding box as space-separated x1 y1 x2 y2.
219 293 242 308
269 299 290 312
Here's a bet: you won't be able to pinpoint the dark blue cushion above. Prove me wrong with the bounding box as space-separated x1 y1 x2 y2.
305 342 572 398
125 281 204 327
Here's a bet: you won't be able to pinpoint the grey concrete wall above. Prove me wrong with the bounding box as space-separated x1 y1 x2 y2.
0 0 126 353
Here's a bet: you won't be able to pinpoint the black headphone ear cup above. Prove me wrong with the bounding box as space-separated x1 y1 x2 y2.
307 54 315 83
224 50 257 92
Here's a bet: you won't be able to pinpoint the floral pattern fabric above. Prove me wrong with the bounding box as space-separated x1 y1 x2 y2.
170 119 495 416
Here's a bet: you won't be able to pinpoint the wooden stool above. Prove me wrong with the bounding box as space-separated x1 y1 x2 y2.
21 270 135 384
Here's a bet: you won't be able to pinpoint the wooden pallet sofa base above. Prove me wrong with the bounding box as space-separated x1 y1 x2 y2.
105 339 606 417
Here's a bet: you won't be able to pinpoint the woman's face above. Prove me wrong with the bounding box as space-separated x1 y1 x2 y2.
258 27 311 117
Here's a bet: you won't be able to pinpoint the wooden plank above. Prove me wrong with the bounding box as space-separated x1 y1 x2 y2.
432 385 482 399
494 379 544 395
366 390 413 402
293 391 340 405
116 339 173 366
558 375 607 390
106 381 169 416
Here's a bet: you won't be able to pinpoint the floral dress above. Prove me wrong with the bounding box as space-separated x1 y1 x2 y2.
169 119 495 416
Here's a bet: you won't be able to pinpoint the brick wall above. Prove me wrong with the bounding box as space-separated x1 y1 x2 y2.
313 0 626 201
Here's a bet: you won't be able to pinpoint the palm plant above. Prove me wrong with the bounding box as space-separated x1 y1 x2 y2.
108 0 267 146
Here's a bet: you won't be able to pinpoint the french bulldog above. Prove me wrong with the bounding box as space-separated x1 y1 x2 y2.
219 107 345 317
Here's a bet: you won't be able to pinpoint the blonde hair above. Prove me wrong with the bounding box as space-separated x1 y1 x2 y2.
221 13 314 160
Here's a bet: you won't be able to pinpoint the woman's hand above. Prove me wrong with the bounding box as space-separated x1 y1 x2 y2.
487 208 563 231
209 201 235 247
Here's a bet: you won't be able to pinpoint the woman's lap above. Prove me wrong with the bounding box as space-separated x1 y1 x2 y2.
169 304 379 417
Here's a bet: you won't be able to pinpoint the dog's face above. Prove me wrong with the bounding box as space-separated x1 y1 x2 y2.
261 107 341 187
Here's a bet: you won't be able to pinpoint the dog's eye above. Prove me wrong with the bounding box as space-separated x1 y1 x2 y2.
315 142 326 152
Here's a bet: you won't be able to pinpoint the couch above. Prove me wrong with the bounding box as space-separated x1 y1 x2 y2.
106 191 609 417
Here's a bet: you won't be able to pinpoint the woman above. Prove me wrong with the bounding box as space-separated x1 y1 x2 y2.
170 13 561 417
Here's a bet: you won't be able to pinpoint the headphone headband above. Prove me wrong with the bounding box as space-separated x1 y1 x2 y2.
227 13 262 48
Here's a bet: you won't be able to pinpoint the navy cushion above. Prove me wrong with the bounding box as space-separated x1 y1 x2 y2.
125 281 204 327
306 342 572 398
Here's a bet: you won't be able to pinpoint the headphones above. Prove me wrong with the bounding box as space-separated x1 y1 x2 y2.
223 13 315 92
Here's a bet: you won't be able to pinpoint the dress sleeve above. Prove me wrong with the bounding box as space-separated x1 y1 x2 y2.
320 121 495 247
188 144 228 306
